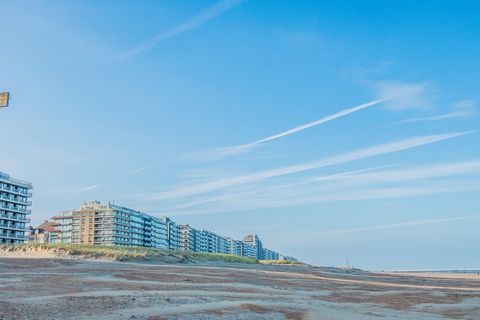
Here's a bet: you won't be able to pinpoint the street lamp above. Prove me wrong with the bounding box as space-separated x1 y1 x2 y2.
0 92 10 108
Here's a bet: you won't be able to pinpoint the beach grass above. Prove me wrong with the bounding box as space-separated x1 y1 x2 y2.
0 243 258 264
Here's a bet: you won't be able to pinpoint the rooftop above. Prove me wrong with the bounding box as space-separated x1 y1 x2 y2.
0 172 33 188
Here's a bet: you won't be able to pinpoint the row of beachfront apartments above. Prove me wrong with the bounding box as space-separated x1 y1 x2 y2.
1 171 295 261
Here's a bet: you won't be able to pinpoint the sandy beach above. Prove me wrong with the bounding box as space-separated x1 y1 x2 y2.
0 256 479 320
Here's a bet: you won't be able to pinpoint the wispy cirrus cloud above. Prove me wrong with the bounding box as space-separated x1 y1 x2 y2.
400 100 478 123
118 0 245 59
77 184 102 192
128 165 151 175
174 165 395 209
150 131 473 201
175 159 480 210
34 184 103 211
162 183 480 217
265 214 480 246
307 214 480 237
370 80 435 111
187 99 386 161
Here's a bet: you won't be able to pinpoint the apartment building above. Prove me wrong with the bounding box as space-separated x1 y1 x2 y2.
0 171 32 244
40 201 294 261
243 234 264 259
199 229 219 253
178 228 288 261
165 217 180 250
178 224 201 252
227 238 243 256
263 248 280 260
218 236 229 254
52 201 170 248
241 242 257 259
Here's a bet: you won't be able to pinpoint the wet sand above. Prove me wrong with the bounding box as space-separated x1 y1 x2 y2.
0 257 479 319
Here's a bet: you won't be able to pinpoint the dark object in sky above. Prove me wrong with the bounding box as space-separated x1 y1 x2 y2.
0 92 9 108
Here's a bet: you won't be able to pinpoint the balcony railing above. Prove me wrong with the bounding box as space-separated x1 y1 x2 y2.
0 184 33 197
0 194 31 206
0 233 26 241
0 204 31 214
0 222 25 231
0 212 29 221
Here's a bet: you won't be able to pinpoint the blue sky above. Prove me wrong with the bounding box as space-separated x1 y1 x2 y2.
1 0 479 269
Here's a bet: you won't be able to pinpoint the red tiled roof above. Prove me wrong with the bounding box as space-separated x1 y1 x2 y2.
36 221 60 233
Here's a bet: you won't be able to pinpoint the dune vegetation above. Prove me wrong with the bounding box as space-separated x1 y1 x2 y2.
259 259 306 266
0 243 258 264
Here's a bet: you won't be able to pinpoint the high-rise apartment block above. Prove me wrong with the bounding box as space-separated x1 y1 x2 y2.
0 172 32 244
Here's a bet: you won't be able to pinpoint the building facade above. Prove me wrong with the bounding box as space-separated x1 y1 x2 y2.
243 234 264 259
227 238 243 256
263 248 280 260
0 172 32 244
178 224 201 252
52 201 170 248
29 221 60 244
165 217 180 251
39 201 293 261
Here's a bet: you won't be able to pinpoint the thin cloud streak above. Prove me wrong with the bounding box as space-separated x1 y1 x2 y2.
118 0 244 59
174 165 395 209
151 131 473 201
400 100 478 123
310 214 480 236
128 165 151 175
190 99 386 161
175 159 480 210
166 183 480 217
268 214 480 246
77 184 102 192
371 80 434 111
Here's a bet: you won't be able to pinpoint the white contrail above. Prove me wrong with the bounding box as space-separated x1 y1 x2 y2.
128 165 151 175
190 99 386 161
118 0 244 59
150 131 472 200
250 99 386 145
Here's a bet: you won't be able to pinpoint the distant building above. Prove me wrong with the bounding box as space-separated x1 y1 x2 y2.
242 243 257 258
227 238 243 256
243 234 264 259
263 248 280 260
0 171 32 244
199 230 219 253
164 217 180 250
30 220 60 244
280 255 298 262
42 201 294 261
218 235 229 254
178 224 201 252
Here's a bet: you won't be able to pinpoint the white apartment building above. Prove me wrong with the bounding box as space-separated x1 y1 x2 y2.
0 172 32 244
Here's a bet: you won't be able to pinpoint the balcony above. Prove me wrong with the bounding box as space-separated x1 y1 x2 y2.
0 184 32 197
0 212 29 222
0 194 31 206
0 222 26 231
0 234 26 241
0 204 31 215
